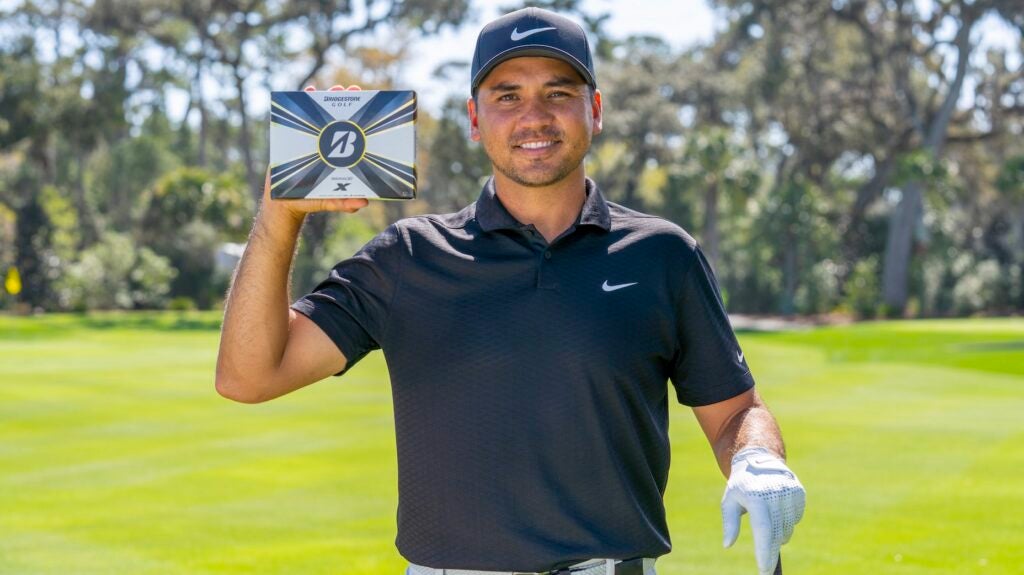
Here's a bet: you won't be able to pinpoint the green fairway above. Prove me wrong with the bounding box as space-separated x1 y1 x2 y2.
1 313 1022 574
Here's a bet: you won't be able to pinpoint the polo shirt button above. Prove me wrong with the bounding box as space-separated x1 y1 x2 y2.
544 251 552 260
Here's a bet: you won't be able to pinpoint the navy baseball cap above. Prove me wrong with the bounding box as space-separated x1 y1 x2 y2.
470 7 596 94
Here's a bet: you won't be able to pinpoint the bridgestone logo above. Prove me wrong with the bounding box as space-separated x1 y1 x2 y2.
330 131 358 158
318 120 366 168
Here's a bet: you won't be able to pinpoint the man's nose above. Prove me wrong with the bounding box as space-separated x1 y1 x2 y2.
517 95 555 127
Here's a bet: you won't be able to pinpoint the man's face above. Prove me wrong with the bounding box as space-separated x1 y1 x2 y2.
468 56 603 188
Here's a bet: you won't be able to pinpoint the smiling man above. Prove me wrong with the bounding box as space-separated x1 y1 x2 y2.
216 7 804 575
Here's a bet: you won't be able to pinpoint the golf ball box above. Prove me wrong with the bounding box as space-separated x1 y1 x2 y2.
269 90 416 200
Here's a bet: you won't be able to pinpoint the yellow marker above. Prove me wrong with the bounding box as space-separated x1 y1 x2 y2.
5 266 21 295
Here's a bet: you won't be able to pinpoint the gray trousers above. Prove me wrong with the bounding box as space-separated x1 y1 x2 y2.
405 557 658 575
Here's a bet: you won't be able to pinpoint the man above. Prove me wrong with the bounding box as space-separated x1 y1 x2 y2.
216 7 804 575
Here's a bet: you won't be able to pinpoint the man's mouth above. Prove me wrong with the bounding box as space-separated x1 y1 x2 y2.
515 140 559 150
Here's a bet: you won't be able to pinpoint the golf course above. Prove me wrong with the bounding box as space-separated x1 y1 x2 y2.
1 312 1021 574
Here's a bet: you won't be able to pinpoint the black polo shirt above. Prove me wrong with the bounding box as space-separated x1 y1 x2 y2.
291 178 754 572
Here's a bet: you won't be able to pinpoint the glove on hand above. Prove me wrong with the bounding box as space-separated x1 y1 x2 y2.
721 446 805 575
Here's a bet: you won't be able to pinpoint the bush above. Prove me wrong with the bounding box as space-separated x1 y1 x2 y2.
161 220 231 310
843 256 881 319
137 168 252 308
140 167 252 245
56 232 177 310
167 296 197 311
795 259 841 315
952 258 1005 316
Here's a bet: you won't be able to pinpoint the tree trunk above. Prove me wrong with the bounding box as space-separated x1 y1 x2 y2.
880 6 976 315
881 182 923 314
234 65 257 201
14 193 53 310
195 59 208 167
73 148 99 247
780 226 797 316
621 137 647 209
384 201 407 225
1018 205 1024 312
702 179 720 272
298 213 331 292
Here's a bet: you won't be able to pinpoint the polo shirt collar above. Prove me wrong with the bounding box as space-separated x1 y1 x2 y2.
475 177 612 233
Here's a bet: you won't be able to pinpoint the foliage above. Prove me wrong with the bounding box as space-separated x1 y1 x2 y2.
39 184 79 266
423 96 491 213
843 256 881 319
0 0 1022 317
56 231 176 311
12 173 57 311
140 167 253 244
86 129 180 233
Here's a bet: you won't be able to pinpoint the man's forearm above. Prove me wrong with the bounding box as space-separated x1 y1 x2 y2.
215 200 305 396
712 399 786 477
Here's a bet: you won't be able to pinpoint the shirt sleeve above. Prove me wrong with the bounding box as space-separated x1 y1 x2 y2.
669 246 754 406
290 223 405 375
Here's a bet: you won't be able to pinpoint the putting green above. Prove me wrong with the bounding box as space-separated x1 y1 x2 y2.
1 313 1021 574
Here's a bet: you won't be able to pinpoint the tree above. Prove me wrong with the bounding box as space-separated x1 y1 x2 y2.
57 231 176 310
144 0 471 197
590 36 687 211
138 167 252 308
13 192 55 311
424 95 490 213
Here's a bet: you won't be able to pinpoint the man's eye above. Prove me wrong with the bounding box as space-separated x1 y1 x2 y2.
498 94 518 101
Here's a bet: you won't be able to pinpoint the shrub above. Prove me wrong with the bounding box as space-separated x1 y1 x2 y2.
844 256 881 319
57 232 177 310
167 296 197 312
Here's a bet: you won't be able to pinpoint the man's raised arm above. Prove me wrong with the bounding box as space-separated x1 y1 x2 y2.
214 170 367 404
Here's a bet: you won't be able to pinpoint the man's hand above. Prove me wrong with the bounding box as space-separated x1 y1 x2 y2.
721 446 805 575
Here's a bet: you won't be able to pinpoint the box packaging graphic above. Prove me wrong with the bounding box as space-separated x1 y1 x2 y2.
269 90 416 200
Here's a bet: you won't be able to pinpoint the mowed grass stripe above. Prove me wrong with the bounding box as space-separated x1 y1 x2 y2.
1 313 1022 574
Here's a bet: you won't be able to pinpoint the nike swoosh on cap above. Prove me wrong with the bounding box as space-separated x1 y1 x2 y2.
510 26 557 41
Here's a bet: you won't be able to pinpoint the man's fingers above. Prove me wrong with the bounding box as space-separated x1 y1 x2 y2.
337 198 369 213
721 490 744 548
747 502 780 575
780 487 805 544
321 198 369 213
762 551 782 575
263 192 368 215
302 85 361 92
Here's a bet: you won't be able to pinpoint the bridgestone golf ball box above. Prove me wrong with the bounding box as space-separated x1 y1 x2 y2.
269 90 416 200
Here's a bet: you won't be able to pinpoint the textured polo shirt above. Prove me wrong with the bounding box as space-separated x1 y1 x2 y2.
291 177 754 572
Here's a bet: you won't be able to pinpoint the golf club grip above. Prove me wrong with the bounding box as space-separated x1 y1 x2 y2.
774 554 783 575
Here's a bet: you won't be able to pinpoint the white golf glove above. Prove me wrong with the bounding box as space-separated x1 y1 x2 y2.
721 446 805 575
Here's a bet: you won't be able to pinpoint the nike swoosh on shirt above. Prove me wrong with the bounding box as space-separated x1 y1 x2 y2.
510 26 557 41
602 280 638 292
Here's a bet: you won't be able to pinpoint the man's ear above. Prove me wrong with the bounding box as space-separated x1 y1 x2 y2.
467 96 481 142
591 88 603 136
